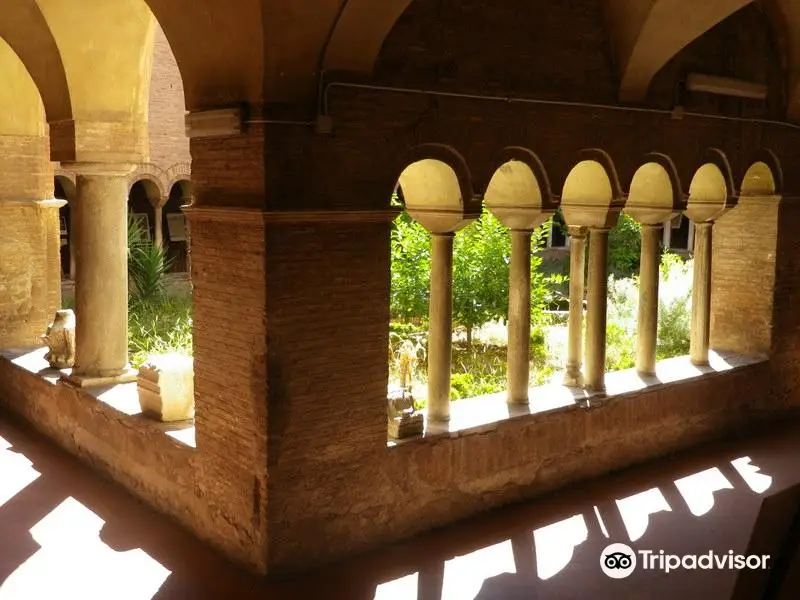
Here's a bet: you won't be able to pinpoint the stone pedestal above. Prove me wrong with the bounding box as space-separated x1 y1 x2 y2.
137 354 195 422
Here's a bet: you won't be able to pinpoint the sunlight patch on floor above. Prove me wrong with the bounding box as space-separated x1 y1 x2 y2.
0 497 171 600
0 436 40 510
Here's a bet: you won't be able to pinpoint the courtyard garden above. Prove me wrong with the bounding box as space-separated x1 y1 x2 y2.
389 208 694 403
61 210 692 398
62 214 193 369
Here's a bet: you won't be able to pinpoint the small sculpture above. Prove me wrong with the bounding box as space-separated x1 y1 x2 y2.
387 339 425 439
42 309 76 369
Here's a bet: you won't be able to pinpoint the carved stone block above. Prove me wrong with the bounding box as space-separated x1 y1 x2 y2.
137 354 194 422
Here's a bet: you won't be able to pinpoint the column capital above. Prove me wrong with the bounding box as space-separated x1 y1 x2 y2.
60 162 136 177
693 221 714 230
567 225 588 238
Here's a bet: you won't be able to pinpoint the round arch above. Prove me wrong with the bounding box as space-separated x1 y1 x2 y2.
686 150 737 223
561 150 623 229
394 144 479 233
625 153 685 224
741 150 782 197
484 147 556 230
0 1 72 124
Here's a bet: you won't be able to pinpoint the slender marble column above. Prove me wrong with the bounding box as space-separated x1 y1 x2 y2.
427 232 455 422
564 226 587 387
690 222 713 365
636 224 662 375
154 205 164 249
585 228 610 392
507 229 532 404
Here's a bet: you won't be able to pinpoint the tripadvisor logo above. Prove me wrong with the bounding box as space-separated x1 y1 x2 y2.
600 543 771 578
601 543 637 579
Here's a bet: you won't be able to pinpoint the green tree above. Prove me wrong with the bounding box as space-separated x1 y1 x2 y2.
390 207 563 345
452 210 511 345
608 214 642 279
390 211 431 323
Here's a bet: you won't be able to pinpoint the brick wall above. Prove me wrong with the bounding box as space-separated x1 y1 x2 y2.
147 23 190 170
711 196 780 356
0 135 53 348
187 207 269 570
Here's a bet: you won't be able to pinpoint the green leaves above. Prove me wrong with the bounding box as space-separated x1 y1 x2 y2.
390 208 564 341
127 213 174 305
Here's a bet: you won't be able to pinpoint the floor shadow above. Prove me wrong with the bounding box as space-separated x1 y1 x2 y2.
1 412 798 599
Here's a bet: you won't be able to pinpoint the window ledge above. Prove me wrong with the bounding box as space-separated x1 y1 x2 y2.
1 347 196 449
388 350 766 448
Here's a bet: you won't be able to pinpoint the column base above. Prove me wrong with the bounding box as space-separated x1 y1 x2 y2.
507 396 530 406
585 383 606 395
64 367 138 388
563 369 584 388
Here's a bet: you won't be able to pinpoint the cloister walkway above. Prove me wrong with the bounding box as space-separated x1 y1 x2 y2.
1 410 798 599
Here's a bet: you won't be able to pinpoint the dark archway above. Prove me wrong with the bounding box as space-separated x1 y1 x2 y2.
164 180 191 273
55 176 76 280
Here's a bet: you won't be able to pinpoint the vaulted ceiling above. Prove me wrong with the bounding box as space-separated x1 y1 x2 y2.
6 0 800 148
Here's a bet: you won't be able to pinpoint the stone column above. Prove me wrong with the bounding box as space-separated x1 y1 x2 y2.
43 200 67 317
154 204 164 249
662 221 671 249
181 192 193 278
69 206 77 280
508 229 532 405
636 224 661 375
428 232 454 422
564 226 587 387
69 165 135 385
585 228 610 392
690 222 713 365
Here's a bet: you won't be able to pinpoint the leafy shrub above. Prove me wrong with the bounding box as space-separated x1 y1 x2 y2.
606 275 638 371
128 295 193 369
128 213 173 304
657 253 692 359
608 214 642 279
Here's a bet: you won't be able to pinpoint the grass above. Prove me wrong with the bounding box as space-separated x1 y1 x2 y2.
61 291 193 370
128 296 193 369
389 323 557 404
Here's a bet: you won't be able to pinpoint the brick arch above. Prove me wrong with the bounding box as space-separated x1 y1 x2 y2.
164 162 192 194
54 173 77 203
128 164 167 199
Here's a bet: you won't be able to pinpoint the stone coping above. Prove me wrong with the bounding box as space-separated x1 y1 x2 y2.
388 350 766 448
1 347 196 448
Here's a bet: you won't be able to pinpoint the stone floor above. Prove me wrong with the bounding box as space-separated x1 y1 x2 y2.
1 411 798 599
